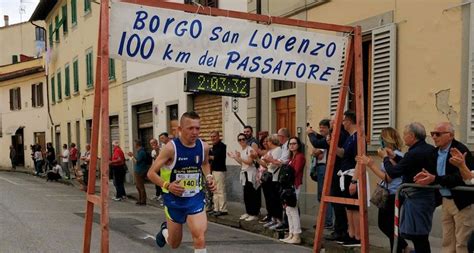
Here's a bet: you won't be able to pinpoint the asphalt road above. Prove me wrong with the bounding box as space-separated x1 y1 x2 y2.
0 172 312 253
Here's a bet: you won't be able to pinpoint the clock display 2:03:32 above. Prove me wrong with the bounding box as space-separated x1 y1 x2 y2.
196 74 249 96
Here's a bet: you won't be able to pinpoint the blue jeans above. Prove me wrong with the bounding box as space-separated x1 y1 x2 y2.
316 164 333 227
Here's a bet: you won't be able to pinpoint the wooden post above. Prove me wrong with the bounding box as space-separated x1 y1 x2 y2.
82 1 110 252
353 25 369 253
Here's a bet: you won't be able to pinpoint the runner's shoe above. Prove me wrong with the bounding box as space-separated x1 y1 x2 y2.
155 222 167 248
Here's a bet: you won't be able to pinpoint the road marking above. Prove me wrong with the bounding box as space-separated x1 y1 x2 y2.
0 176 20 185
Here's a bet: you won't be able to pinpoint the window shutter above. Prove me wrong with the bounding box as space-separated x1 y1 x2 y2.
369 24 397 145
17 87 21 110
329 45 348 116
467 5 474 143
9 89 14 110
39 83 44 107
32 84 37 107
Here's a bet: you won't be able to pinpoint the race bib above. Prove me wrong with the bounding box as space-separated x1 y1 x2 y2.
176 173 200 197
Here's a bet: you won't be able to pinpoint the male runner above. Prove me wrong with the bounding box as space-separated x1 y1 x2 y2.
147 111 216 253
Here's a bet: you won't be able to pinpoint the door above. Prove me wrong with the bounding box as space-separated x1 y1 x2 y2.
135 102 153 152
275 96 296 137
34 132 46 152
109 116 120 153
12 128 25 166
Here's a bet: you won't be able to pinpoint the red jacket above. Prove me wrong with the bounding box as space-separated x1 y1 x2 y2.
289 152 305 188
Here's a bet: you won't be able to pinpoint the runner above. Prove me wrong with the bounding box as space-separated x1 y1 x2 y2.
147 111 216 253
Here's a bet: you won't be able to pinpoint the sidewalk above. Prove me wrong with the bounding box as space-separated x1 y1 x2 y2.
0 167 441 252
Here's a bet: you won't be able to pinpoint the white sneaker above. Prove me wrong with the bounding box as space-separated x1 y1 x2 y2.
112 197 122 201
244 215 258 221
239 213 250 220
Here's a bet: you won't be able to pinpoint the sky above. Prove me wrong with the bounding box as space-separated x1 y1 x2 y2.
0 0 40 26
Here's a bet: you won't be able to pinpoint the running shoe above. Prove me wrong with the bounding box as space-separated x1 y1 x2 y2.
155 222 167 248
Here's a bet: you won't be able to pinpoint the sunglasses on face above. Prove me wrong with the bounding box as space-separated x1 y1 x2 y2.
430 131 450 137
289 142 298 145
238 138 246 141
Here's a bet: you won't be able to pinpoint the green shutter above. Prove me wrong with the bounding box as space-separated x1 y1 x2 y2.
55 16 60 42
71 0 77 25
49 23 53 47
51 76 55 103
85 0 91 13
73 60 79 92
65 65 70 97
57 72 62 100
86 52 93 87
108 58 115 80
62 5 68 34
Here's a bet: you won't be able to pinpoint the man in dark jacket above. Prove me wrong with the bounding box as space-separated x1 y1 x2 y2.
414 122 474 253
307 117 349 241
383 122 436 253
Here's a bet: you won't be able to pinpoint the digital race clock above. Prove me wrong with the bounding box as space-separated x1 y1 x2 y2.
184 71 250 98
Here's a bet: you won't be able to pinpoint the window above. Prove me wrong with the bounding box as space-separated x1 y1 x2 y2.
12 55 18 64
71 0 77 26
330 24 397 145
185 0 218 7
35 27 45 41
84 0 91 13
65 64 70 97
31 83 44 107
86 50 93 88
109 58 115 80
57 71 62 100
51 75 55 103
73 59 79 93
55 15 60 42
48 23 53 48
75 121 80 151
86 119 92 144
62 5 68 34
9 87 21 110
273 80 295 92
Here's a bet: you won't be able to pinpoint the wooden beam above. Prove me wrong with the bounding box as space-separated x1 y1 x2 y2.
118 0 355 33
322 196 359 206
87 194 101 205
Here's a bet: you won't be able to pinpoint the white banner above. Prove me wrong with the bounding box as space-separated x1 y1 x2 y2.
110 2 347 85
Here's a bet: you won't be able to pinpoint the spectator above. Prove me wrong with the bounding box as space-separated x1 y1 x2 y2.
209 131 228 217
280 137 305 244
228 133 259 221
258 134 284 230
110 140 127 201
46 160 62 181
128 140 148 205
257 135 271 224
335 111 360 247
9 145 16 171
243 125 259 150
60 144 70 179
80 144 91 191
34 145 44 176
413 122 474 252
46 142 55 171
356 127 409 253
150 138 162 202
383 122 436 253
70 143 79 170
307 117 349 241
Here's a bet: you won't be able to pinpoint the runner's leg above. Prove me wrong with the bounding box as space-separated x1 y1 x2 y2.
187 210 208 250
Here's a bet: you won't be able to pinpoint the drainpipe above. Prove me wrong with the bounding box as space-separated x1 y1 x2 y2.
255 0 262 134
30 21 54 127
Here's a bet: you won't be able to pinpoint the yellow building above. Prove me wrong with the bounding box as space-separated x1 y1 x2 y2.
30 0 125 155
0 58 48 170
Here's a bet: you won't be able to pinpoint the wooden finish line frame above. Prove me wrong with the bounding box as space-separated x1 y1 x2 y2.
82 1 367 252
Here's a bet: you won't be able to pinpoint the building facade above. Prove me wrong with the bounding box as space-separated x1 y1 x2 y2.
30 0 125 157
0 58 48 169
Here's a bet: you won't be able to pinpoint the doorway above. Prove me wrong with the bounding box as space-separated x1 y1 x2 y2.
11 128 25 166
274 96 296 137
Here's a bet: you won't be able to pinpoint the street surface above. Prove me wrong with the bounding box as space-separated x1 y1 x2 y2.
0 172 311 253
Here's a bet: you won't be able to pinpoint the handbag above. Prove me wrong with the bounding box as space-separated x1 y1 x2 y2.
370 174 390 209
261 171 273 184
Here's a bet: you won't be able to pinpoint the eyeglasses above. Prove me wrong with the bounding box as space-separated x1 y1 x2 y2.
238 138 246 141
430 131 450 137
289 142 298 145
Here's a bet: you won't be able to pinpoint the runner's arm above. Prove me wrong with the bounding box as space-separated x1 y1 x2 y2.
147 142 173 188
